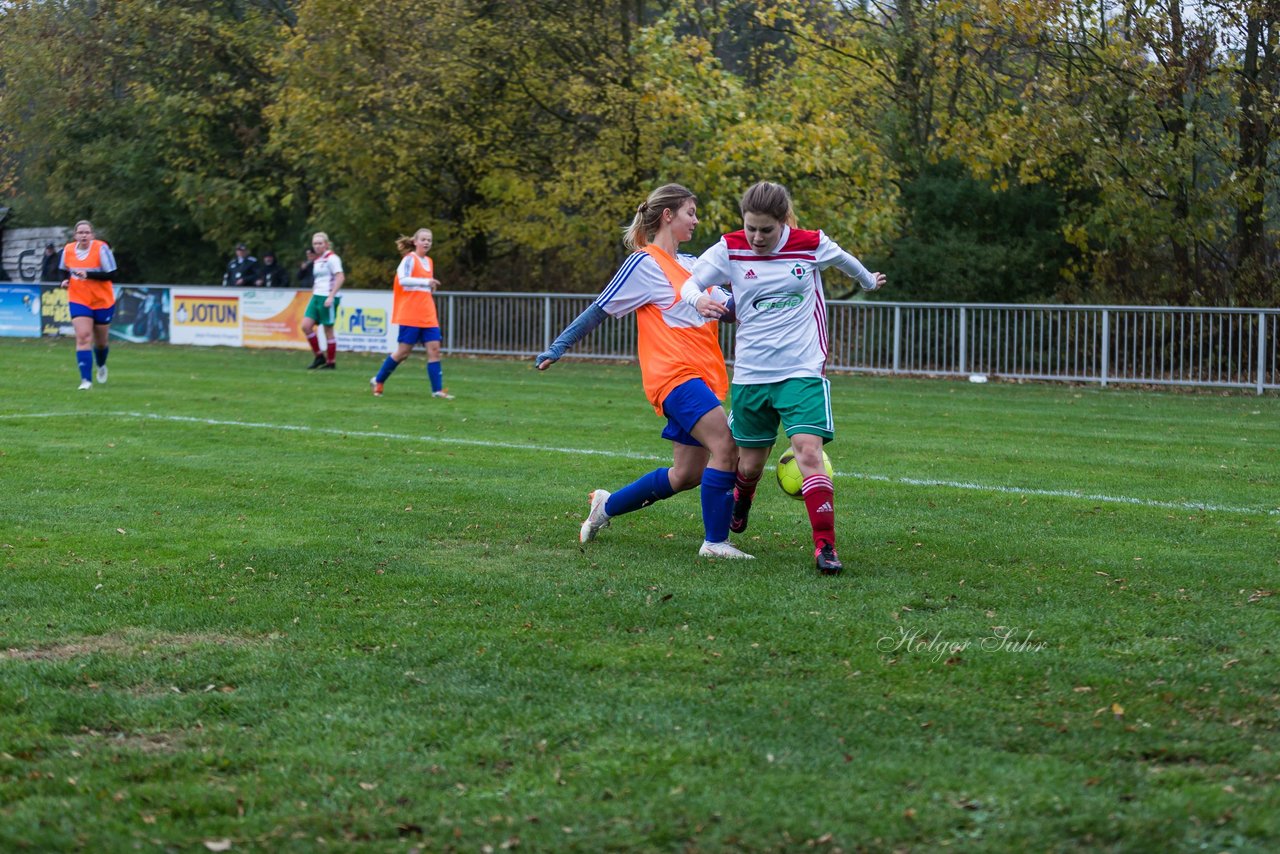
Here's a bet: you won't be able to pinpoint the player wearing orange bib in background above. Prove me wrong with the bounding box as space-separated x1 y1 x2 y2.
59 220 118 390
536 183 751 560
370 228 453 399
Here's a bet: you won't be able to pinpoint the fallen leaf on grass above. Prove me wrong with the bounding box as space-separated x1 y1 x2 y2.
1247 590 1273 603
116 528 127 535
203 841 233 852
1111 703 1125 717
359 782 377 791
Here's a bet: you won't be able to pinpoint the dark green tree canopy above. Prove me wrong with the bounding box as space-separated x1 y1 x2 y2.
2 0 1275 304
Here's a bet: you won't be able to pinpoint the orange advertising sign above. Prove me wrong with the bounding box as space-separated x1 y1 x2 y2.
242 289 312 350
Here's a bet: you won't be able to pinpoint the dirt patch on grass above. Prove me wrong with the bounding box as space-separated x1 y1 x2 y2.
2 631 263 661
68 728 188 755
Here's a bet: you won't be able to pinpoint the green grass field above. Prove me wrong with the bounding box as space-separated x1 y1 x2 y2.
1 337 1277 853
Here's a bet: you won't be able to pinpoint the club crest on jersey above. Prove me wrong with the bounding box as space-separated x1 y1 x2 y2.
790 264 806 280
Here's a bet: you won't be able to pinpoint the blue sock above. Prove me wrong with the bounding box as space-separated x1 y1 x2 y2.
700 467 736 543
427 361 444 393
94 346 109 367
76 350 93 381
375 356 400 383
605 468 675 517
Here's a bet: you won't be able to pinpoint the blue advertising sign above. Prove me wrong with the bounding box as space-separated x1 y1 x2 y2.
0 285 42 337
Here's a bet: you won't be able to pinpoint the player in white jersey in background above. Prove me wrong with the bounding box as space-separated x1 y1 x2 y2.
681 181 886 575
300 232 345 369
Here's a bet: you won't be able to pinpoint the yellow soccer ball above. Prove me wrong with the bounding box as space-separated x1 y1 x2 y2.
775 447 833 500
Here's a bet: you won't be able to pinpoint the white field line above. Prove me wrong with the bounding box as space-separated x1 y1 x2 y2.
4 410 1277 517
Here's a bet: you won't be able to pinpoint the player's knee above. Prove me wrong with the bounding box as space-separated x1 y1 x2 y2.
706 438 737 470
668 467 702 493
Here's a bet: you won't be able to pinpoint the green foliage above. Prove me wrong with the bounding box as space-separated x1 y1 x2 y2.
1 1 1275 302
0 340 1278 849
0 0 299 282
882 160 1072 303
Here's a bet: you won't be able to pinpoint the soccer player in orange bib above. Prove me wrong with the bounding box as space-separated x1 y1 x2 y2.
370 228 453 399
59 220 118 390
536 184 750 559
682 182 887 575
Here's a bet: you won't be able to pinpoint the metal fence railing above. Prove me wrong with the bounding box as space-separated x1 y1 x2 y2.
441 294 1277 394
6 282 1273 394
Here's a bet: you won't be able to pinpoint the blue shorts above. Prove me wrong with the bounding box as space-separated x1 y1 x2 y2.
69 302 116 325
397 325 442 345
659 378 724 447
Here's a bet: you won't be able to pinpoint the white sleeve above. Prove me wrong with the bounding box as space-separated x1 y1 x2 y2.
681 242 731 307
98 244 118 273
815 231 876 290
330 254 344 274
396 256 435 290
594 253 665 318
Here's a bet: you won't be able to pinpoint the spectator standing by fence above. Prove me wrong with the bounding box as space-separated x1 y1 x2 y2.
296 246 316 290
222 243 258 287
258 251 289 287
40 243 60 282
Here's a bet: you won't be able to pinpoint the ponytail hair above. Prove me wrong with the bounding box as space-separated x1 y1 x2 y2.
740 181 796 227
623 183 696 251
395 228 432 255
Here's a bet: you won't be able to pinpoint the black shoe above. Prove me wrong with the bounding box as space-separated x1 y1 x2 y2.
307 355 327 369
815 542 843 575
729 488 753 534
318 362 336 370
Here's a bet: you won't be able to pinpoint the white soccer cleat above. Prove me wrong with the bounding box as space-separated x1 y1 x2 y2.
579 489 611 543
77 380 93 390
698 540 755 560
432 390 455 400
96 365 108 383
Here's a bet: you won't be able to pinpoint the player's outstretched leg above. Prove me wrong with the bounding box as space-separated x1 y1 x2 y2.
579 469 676 543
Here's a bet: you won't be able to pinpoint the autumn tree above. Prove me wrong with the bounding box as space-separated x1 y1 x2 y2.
0 0 300 283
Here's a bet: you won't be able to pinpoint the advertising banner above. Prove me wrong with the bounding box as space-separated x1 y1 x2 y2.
242 289 311 350
111 286 171 343
170 289 242 347
335 290 395 353
0 284 42 337
39 284 73 337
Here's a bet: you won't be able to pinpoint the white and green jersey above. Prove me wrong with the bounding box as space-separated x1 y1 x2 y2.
311 250 344 297
685 226 877 384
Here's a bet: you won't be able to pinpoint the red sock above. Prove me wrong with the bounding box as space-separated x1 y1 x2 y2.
326 340 337 363
734 470 761 502
801 474 835 549
306 332 321 354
